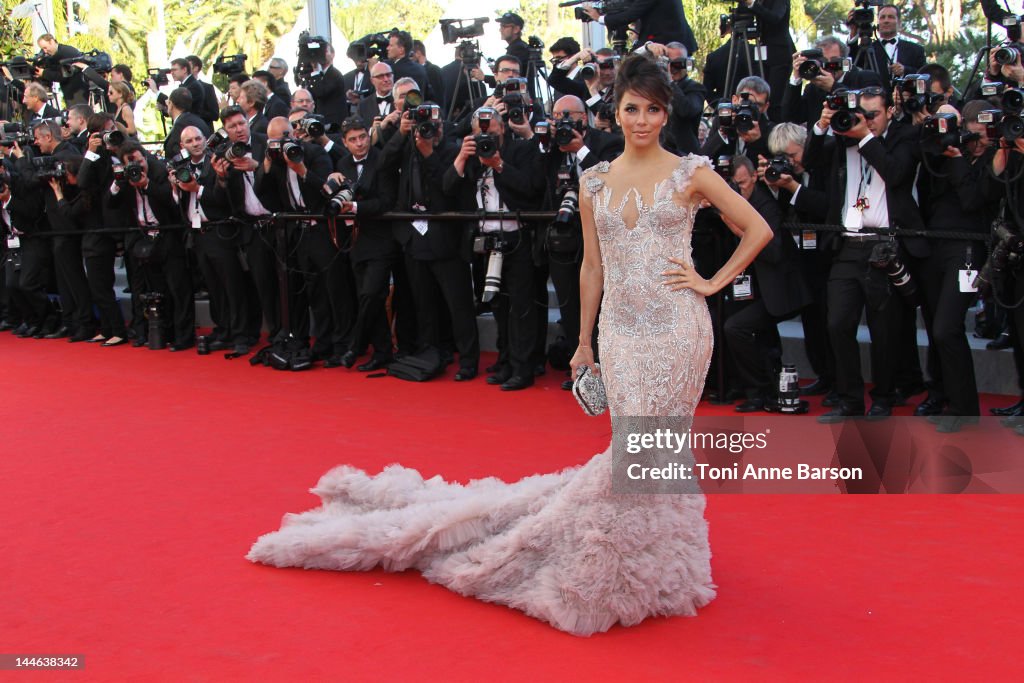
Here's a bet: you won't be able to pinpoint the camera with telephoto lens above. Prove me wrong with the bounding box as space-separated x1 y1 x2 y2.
208 129 251 161
579 61 597 80
268 137 303 163
124 162 144 184
764 155 795 183
474 108 498 158
144 67 169 88
920 113 979 155
213 54 247 76
994 43 1024 66
897 74 942 114
1003 88 1024 113
555 169 580 224
322 177 355 217
401 89 423 113
500 78 530 125
554 112 583 147
851 0 883 34
826 88 863 133
668 56 695 74
31 156 66 180
974 219 1024 294
979 109 1024 142
167 153 196 184
102 129 125 147
869 240 919 305
298 115 336 139
414 104 442 138
797 48 850 80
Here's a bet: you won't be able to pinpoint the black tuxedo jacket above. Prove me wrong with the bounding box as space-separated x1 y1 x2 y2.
380 133 460 261
248 112 269 137
780 67 883 126
850 38 926 89
173 154 233 226
357 93 393 125
261 142 333 215
264 93 290 121
5 168 47 235
37 43 87 105
224 132 280 220
668 77 707 155
109 155 181 229
336 146 398 262
309 65 347 125
164 112 212 160
389 57 431 101
699 115 774 166
343 67 371 96
605 0 698 55
803 120 927 257
67 130 90 153
424 61 445 110
26 103 61 123
180 75 207 119
197 80 219 126
747 184 811 318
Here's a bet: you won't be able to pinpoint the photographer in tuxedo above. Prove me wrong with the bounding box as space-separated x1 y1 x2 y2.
1 162 50 339
329 116 400 370
724 155 810 411
109 141 195 350
849 4 926 90
444 107 544 390
736 1 796 123
781 36 883 126
262 116 347 363
163 88 211 160
306 42 347 125
380 99 479 380
803 86 926 421
537 95 623 389
343 46 372 117
34 34 87 107
756 122 835 400
76 112 129 346
701 76 774 165
654 42 706 155
170 126 250 355
358 63 395 142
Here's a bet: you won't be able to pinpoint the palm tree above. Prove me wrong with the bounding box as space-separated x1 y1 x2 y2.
188 0 305 70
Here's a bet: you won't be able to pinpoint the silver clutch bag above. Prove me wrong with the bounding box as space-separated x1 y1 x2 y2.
572 365 608 416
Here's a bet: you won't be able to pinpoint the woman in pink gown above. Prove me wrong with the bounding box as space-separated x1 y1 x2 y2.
247 55 771 636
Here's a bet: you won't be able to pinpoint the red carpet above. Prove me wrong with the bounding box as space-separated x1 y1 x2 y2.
1 333 1022 681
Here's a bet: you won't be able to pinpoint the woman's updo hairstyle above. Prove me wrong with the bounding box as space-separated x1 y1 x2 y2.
614 53 673 111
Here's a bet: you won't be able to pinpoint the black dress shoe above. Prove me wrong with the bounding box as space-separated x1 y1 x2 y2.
500 375 534 391
821 391 841 408
735 398 766 413
13 323 30 337
0 320 16 331
561 378 574 391
20 325 41 339
207 339 230 351
866 403 892 420
914 395 947 417
486 369 513 385
357 358 390 372
533 363 547 377
1000 415 1024 428
339 351 358 368
991 399 1024 417
799 378 832 396
817 406 865 424
68 332 95 343
454 367 477 381
987 332 1011 350
43 325 71 339
131 338 148 348
168 342 195 352
324 355 344 368
485 362 505 374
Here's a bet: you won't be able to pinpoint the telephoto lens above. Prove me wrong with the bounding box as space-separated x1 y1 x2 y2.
102 129 125 147
481 250 504 303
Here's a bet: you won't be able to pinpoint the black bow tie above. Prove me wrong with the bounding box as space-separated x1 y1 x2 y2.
882 38 897 45
377 96 392 105
353 157 367 164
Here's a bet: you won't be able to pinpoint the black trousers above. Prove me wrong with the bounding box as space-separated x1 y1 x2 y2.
351 256 398 359
827 240 901 410
405 254 479 371
82 233 126 338
4 237 50 327
920 240 983 415
1011 273 1024 395
195 227 250 345
548 251 582 355
298 226 356 356
52 235 94 333
242 227 280 341
894 251 928 393
489 231 537 378
724 298 784 398
798 249 834 384
135 233 195 346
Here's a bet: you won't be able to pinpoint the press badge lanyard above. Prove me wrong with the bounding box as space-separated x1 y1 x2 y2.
855 156 872 213
960 245 978 293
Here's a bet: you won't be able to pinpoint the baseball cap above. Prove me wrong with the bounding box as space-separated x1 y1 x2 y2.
498 12 525 29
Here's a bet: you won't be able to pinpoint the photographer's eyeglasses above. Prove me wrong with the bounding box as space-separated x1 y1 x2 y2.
372 72 393 80
498 67 520 75
598 61 615 70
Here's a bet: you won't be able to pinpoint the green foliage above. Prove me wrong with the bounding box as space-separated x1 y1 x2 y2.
332 0 444 44
0 0 31 56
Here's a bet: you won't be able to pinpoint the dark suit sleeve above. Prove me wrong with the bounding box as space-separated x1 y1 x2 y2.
547 67 590 101
780 82 807 125
746 0 789 26
604 0 659 28
309 67 344 100
751 189 785 264
858 134 916 186
792 185 829 222
672 80 706 121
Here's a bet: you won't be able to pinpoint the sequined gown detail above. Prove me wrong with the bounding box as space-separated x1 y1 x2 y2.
247 155 716 636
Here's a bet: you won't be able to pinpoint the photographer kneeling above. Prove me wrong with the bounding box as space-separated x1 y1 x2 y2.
444 107 543 390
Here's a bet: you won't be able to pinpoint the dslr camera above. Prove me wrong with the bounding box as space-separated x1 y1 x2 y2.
322 177 355 217
979 109 1024 143
123 162 145 184
764 155 795 183
267 137 304 163
297 115 336 139
920 113 979 155
474 108 499 158
994 43 1024 66
167 153 197 184
797 48 850 80
208 129 251 161
826 88 863 133
896 74 942 114
413 104 442 139
554 112 583 147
